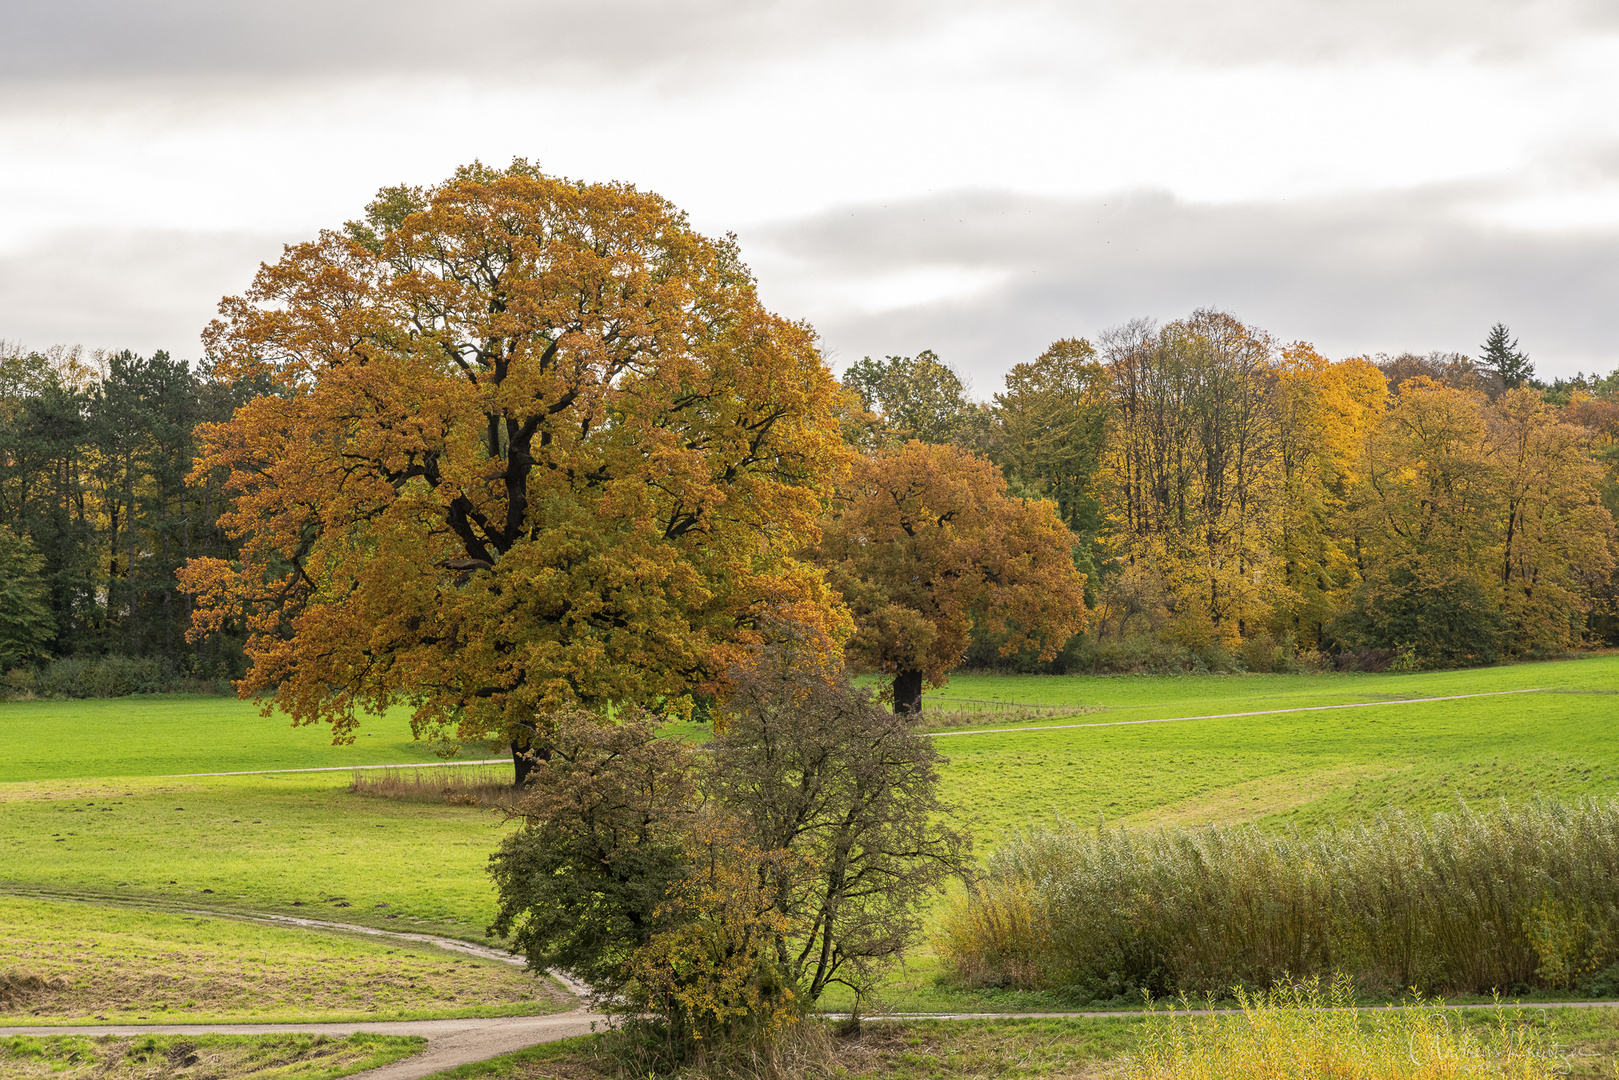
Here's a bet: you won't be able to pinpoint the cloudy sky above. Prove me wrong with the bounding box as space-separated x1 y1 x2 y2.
4 0 1617 390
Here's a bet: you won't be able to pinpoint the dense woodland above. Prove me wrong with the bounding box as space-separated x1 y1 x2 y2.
2 311 1616 693
0 342 259 688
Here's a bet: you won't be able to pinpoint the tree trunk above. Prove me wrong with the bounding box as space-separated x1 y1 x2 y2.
892 669 924 716
510 730 553 788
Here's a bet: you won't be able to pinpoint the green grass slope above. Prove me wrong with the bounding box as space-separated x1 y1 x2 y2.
0 774 511 940
0 697 462 783
927 656 1619 843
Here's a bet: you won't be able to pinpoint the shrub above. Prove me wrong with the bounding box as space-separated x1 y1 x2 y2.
1124 977 1555 1080
21 655 235 699
489 641 969 1067
940 799 1619 1000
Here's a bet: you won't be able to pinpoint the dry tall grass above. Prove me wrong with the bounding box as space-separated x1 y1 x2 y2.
348 764 516 808
920 701 1099 731
1124 979 1556 1080
940 798 1619 998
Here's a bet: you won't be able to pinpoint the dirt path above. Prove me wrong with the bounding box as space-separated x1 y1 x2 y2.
3 896 601 1078
5 1012 610 1079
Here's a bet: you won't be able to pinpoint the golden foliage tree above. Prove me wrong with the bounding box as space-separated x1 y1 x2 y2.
1099 311 1284 648
1489 388 1614 653
817 441 1087 712
1269 344 1388 647
179 161 850 779
1345 378 1507 665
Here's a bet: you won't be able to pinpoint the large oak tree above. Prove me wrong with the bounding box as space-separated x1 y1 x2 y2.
180 161 850 780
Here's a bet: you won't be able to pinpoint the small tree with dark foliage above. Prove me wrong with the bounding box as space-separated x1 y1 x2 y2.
486 708 697 999
707 636 973 1008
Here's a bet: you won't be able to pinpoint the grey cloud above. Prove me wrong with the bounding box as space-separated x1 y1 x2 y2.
3 0 1607 86
1060 0 1619 63
0 228 287 358
747 185 1619 386
0 0 970 83
6 188 1615 387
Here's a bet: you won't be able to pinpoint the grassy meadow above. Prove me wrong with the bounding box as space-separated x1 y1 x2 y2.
2 655 1618 1024
924 657 1619 842
0 696 468 783
0 1032 426 1080
0 896 572 1026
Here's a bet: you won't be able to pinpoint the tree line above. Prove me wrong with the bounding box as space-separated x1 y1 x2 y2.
4 311 1614 693
0 341 258 685
848 314 1619 674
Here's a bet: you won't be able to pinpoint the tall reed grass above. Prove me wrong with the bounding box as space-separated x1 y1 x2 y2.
939 799 1619 999
1124 978 1555 1080
347 764 516 808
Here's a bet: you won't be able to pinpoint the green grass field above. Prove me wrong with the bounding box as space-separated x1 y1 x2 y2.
0 773 517 942
0 896 572 1026
0 697 470 783
3 656 1618 1022
929 659 1619 843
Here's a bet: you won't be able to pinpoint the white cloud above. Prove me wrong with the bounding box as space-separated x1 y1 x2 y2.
1 0 1616 387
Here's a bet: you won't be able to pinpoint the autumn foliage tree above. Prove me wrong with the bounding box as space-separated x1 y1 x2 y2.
817 441 1088 713
1100 312 1284 648
179 161 850 779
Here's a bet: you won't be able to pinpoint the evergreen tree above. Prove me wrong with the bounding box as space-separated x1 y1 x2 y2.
0 525 54 668
1481 323 1535 391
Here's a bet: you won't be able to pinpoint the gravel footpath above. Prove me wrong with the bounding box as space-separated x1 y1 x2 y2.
4 1011 610 1079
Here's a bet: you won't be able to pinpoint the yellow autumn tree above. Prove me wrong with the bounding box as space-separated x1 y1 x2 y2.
179 161 851 781
1489 388 1615 654
1099 311 1285 649
1343 378 1505 665
1269 344 1387 647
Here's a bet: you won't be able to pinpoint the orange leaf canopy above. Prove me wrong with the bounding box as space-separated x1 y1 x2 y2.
181 161 849 748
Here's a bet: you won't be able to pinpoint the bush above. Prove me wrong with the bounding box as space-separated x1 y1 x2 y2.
1125 977 1555 1080
17 655 235 699
939 799 1619 1000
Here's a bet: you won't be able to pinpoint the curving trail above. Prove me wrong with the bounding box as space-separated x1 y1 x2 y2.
3 902 603 1079
5 1012 609 1079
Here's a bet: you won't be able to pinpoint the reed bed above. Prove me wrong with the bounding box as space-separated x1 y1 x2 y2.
1123 978 1555 1080
939 799 1619 999
347 763 516 808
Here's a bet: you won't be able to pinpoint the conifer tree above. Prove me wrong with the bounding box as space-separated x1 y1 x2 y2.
1481 323 1535 391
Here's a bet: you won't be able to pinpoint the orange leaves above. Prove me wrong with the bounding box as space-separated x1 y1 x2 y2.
183 161 850 754
819 441 1088 702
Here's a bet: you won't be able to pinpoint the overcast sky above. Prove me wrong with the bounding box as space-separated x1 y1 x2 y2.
4 0 1617 389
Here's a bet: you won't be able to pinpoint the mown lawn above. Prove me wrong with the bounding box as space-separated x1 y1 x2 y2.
0 696 468 783
0 896 572 1026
